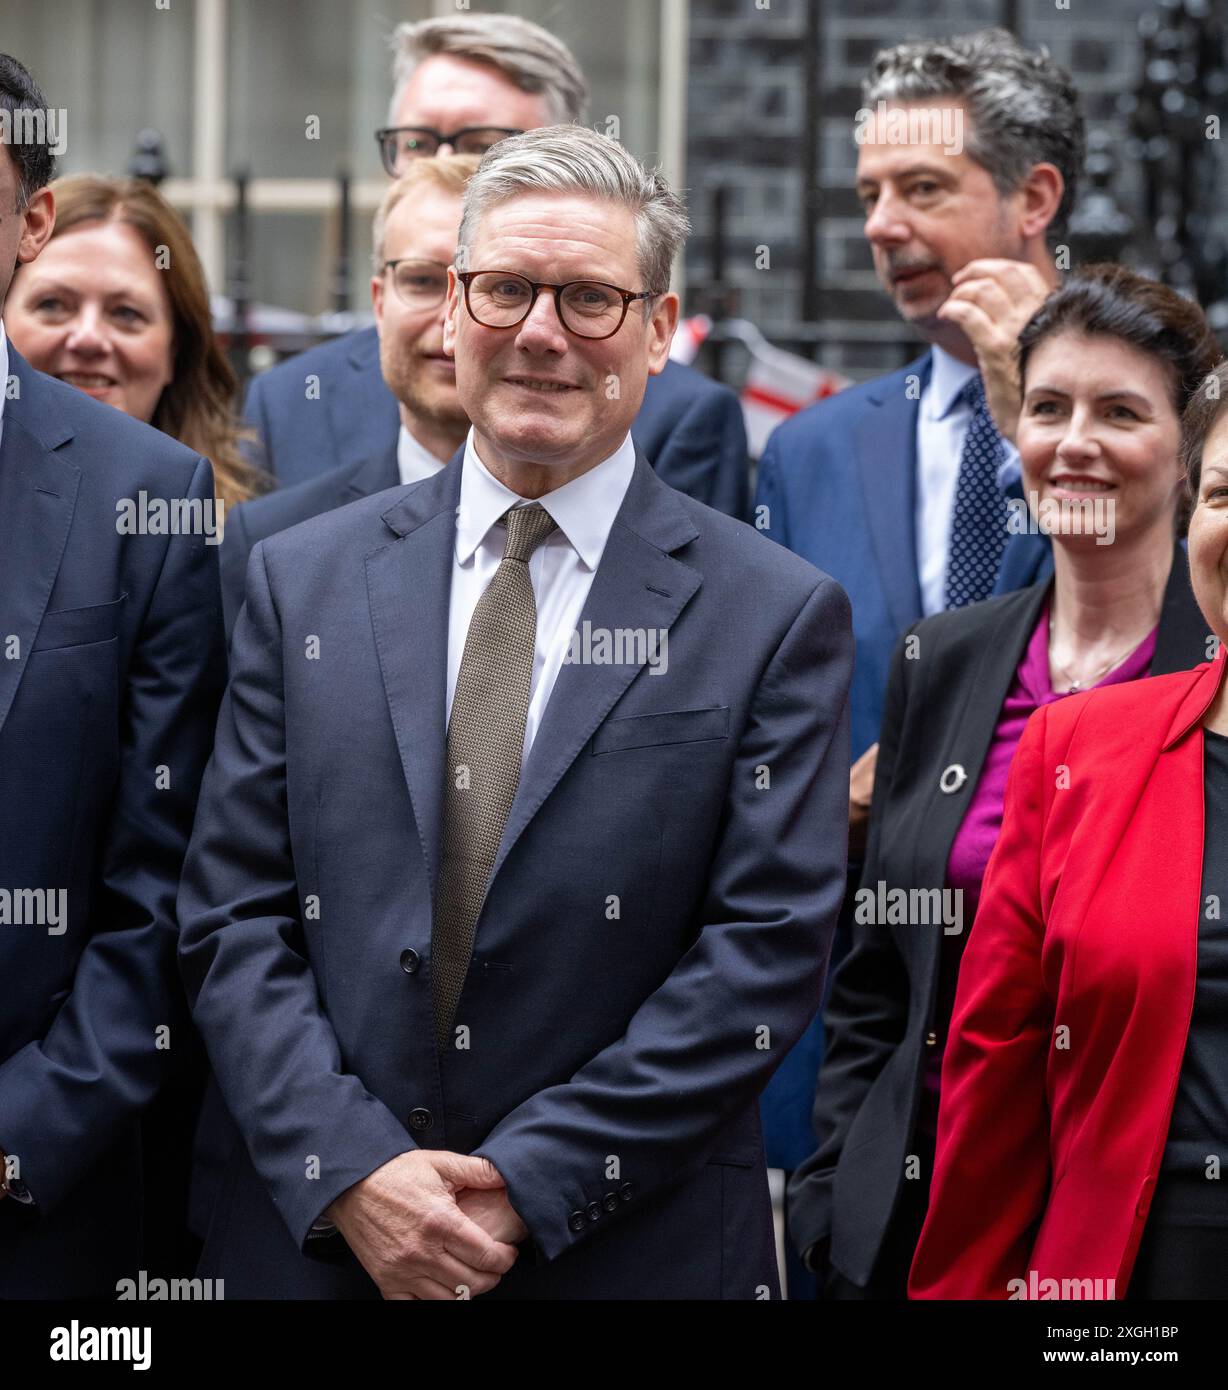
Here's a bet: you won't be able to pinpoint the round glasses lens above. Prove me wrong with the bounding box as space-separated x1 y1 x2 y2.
468 273 533 326
392 263 448 307
560 282 624 337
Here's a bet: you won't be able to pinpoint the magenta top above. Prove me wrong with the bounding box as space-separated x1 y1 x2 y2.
917 594 1159 1136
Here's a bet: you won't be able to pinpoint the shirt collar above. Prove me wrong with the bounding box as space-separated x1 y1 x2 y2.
925 343 980 422
456 429 636 571
396 424 449 487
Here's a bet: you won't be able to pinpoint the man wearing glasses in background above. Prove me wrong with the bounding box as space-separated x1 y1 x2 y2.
219 154 479 641
241 12 749 519
179 124 851 1299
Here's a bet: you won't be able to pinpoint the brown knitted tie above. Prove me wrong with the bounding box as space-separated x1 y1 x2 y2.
433 502 558 1049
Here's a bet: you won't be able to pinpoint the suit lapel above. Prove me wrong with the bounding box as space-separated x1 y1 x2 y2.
0 356 80 739
910 584 1048 897
365 458 463 896
854 354 928 634
330 328 400 472
338 446 400 506
488 454 701 884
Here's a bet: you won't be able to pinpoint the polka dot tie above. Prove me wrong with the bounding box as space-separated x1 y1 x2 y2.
943 374 1010 609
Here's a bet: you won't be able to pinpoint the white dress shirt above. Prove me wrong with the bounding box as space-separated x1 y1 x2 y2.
397 423 449 486
915 344 1022 616
446 428 637 768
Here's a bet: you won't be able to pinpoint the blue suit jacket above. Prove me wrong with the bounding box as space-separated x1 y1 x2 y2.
219 445 401 644
178 450 852 1298
0 349 225 1296
755 351 1052 762
242 325 749 517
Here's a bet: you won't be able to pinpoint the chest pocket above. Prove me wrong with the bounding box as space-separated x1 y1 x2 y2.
592 705 729 755
31 594 127 652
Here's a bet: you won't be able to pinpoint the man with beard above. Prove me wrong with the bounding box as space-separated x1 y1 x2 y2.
219 157 477 639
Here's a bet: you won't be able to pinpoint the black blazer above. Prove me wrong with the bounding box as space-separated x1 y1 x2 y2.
786 544 1211 1292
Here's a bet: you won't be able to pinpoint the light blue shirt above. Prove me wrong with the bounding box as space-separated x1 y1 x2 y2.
915 344 1021 616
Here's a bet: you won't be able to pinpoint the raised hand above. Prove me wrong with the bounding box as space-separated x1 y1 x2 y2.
937 258 1055 444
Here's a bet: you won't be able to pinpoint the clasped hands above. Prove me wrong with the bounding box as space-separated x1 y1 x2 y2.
326 1149 529 1300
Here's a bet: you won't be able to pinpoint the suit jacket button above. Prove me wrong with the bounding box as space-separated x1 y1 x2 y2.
939 764 968 794
586 1201 601 1223
925 1031 938 1047
399 949 420 974
619 1181 633 1202
408 1107 433 1131
568 1210 586 1233
602 1192 619 1213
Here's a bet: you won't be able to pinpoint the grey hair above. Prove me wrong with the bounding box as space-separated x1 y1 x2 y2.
388 14 588 127
863 27 1085 247
457 125 690 297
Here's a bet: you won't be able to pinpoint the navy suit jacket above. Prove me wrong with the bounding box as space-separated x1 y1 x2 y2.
0 348 225 1296
178 450 852 1299
755 351 1052 762
219 445 400 643
242 325 749 517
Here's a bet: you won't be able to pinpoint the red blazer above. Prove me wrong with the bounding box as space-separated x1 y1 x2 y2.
909 644 1228 1300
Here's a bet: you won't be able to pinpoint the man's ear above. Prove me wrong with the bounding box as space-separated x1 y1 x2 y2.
443 265 460 356
371 271 385 331
645 290 680 377
1018 163 1063 244
16 185 54 265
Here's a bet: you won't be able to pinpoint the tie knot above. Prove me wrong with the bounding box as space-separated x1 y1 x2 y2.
500 502 557 562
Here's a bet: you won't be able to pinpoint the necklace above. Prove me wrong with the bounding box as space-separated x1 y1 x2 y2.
1048 631 1143 693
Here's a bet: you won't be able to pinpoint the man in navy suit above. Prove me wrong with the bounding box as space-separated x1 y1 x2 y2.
220 154 480 641
245 13 748 519
754 29 1079 1255
757 28 1079 770
178 125 851 1299
0 54 225 1296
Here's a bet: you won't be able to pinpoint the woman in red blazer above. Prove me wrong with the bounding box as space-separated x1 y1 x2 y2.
909 359 1228 1300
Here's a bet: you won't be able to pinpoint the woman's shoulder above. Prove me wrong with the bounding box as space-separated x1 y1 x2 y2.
906 586 1042 662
